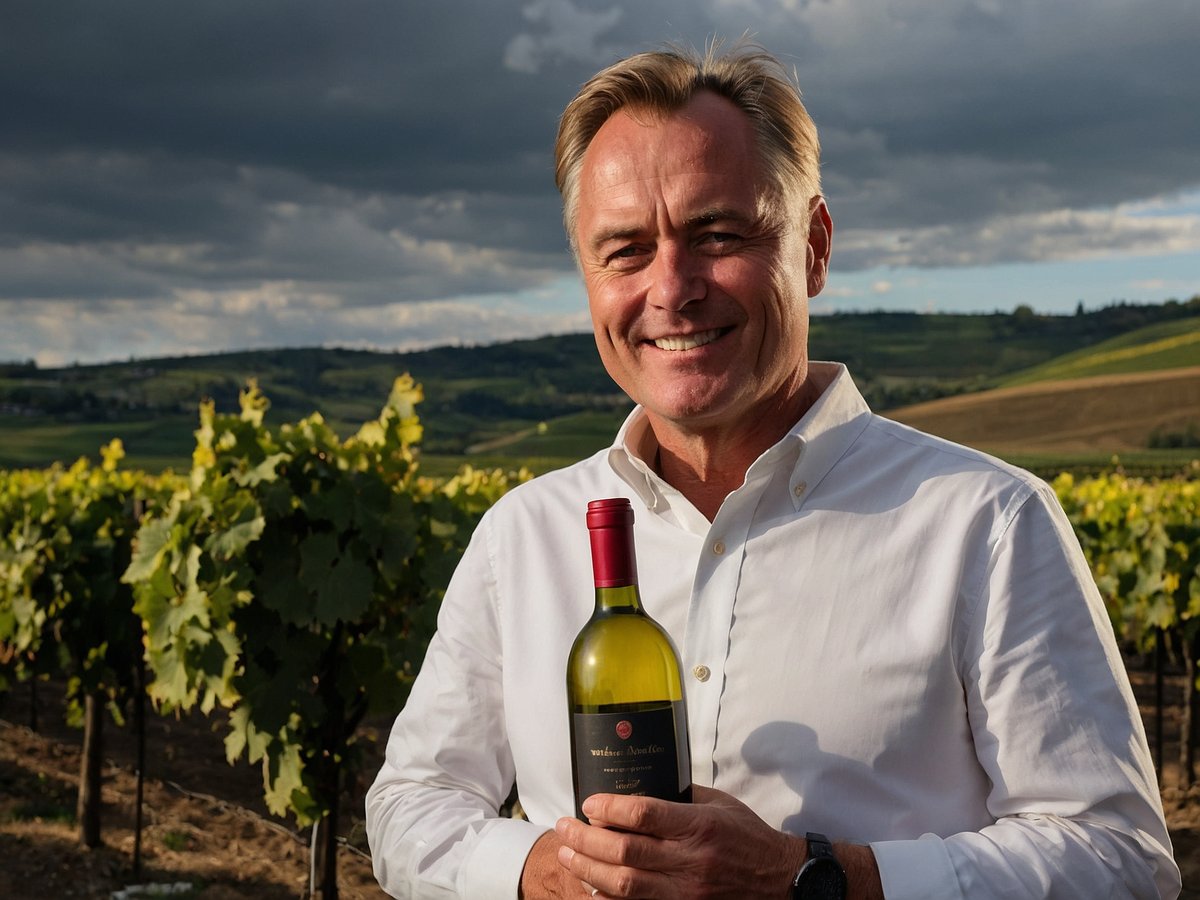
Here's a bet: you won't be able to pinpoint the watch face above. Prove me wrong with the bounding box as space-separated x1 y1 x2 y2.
794 857 847 900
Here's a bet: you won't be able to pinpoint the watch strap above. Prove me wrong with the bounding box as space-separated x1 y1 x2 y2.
806 832 835 862
791 832 847 900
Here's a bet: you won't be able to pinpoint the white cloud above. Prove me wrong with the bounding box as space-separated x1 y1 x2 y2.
0 281 593 367
818 284 857 298
503 0 623 74
834 199 1200 271
4 0 1200 364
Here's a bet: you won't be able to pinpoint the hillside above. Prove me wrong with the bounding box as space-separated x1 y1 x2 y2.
1000 316 1200 386
886 313 1200 455
1 299 1198 472
886 366 1200 453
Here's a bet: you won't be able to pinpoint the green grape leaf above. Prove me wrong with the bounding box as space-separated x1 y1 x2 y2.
311 543 374 626
234 452 289 488
206 514 266 561
146 642 194 709
263 743 307 820
302 481 355 532
225 704 270 765
124 511 177 584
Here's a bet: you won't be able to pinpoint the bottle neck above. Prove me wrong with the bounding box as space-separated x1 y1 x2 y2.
588 500 641 613
594 583 643 613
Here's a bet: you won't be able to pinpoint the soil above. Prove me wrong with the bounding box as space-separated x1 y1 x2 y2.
1 671 1198 899
0 682 389 900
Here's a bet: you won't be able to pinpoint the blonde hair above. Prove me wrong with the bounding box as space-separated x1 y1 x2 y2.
554 41 822 252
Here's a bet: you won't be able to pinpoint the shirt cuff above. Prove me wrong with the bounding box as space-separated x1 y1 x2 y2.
870 834 962 900
460 817 549 900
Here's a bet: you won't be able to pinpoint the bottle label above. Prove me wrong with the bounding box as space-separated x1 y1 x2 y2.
572 702 688 818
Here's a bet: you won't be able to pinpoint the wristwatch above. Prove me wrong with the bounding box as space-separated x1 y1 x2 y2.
791 832 847 900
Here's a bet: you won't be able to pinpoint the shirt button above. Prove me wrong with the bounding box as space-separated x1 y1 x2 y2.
793 481 808 498
692 665 711 682
712 540 725 555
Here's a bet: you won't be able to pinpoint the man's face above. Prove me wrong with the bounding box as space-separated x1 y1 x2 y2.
574 91 830 441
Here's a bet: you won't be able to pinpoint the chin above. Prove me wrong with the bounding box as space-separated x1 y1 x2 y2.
645 393 740 428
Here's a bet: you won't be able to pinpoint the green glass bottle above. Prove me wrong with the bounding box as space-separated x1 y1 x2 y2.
567 498 692 822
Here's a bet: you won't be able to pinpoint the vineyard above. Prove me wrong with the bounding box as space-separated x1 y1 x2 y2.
0 378 528 898
2 377 1199 897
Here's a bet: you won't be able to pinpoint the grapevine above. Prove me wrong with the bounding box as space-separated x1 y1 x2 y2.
121 376 528 897
1055 466 1200 784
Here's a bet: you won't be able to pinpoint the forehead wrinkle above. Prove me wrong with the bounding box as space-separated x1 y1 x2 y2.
687 207 755 228
577 97 773 254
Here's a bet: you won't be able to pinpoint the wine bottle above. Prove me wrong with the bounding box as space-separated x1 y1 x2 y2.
567 497 692 822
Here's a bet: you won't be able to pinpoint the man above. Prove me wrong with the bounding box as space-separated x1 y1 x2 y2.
366 43 1180 899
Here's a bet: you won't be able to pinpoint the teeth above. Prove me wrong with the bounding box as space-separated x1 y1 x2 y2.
653 329 722 351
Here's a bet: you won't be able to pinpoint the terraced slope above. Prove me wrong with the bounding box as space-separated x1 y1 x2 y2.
887 366 1200 452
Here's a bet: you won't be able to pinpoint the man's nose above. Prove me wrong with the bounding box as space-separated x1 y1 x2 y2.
648 243 706 311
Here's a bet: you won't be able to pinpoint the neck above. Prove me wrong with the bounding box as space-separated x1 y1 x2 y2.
647 375 823 522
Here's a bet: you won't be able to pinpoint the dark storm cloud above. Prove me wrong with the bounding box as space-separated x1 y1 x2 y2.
2 2 555 191
790 0 1200 234
1 0 1197 363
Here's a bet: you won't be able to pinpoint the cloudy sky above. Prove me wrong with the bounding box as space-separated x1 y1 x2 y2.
3 0 1198 366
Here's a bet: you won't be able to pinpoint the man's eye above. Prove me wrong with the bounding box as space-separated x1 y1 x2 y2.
605 245 646 266
699 232 740 248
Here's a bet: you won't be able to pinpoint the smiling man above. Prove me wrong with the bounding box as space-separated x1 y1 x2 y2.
573 88 828 522
366 44 1179 899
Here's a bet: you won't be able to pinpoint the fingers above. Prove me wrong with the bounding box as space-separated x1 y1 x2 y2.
557 814 655 869
557 839 669 899
556 811 678 899
580 793 683 837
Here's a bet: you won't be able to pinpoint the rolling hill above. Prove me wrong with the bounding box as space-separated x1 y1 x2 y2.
887 366 1200 452
998 316 1200 386
1 300 1198 474
886 316 1200 454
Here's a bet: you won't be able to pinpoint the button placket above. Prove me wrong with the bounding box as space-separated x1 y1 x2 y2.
683 501 756 784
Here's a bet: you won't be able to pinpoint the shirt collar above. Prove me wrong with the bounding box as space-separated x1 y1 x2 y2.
606 362 873 513
784 362 873 510
608 407 663 510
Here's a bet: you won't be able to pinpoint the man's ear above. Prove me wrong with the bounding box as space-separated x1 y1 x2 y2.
805 197 833 298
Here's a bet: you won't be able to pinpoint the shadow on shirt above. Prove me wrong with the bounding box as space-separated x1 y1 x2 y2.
741 720 877 838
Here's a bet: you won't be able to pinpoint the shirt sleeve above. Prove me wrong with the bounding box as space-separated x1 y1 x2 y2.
365 517 547 899
871 483 1180 899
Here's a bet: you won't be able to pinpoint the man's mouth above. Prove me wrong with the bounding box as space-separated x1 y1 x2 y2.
652 328 726 351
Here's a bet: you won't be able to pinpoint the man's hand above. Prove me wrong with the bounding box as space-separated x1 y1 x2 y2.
520 830 596 899
552 785 806 899
551 786 884 899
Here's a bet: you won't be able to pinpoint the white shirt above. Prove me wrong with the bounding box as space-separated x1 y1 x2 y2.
365 362 1179 899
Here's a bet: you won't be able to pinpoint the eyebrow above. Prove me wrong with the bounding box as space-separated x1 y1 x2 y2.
586 226 643 256
586 207 759 255
686 207 756 229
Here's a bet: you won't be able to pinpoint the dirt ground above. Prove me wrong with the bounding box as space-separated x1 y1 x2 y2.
0 682 389 900
1 672 1197 899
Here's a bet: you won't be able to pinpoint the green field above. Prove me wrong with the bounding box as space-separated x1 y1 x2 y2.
886 313 1199 475
999 316 1200 386
0 413 197 473
2 300 1198 477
